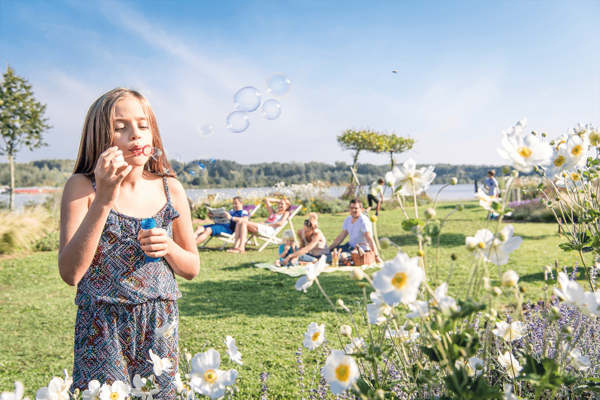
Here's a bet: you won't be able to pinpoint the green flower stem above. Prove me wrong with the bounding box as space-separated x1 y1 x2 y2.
395 193 410 220
432 183 451 210
578 249 594 292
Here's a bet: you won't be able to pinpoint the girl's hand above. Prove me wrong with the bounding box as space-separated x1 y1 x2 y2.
93 146 132 207
138 228 170 258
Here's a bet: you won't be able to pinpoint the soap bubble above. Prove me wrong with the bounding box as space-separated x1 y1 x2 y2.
234 86 261 112
198 123 214 138
166 151 184 174
265 72 291 99
262 99 281 120
198 155 217 171
226 111 249 133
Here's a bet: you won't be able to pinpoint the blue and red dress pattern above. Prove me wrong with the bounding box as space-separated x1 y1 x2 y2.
72 177 181 399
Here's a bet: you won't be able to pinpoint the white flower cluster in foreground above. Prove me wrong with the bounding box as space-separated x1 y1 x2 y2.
466 225 523 266
385 158 436 196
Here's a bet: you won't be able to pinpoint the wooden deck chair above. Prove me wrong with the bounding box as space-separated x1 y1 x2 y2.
248 205 302 252
199 204 261 250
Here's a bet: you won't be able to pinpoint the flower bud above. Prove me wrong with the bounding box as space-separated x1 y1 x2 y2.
499 230 509 242
418 249 425 257
531 130 537 136
387 181 393 187
493 287 502 296
234 387 240 393
562 325 573 334
404 321 415 331
490 309 498 319
519 286 527 293
379 237 392 249
456 203 464 211
185 352 192 362
357 282 367 288
501 166 511 174
374 389 385 400
511 170 519 178
350 268 365 281
466 242 477 252
336 299 345 307
450 177 458 185
541 132 547 138
340 325 352 337
451 253 458 261
370 215 378 223
501 270 520 287
483 277 491 290
478 242 486 249
424 208 436 219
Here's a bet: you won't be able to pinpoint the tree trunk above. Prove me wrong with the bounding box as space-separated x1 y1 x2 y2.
9 154 15 211
389 151 395 169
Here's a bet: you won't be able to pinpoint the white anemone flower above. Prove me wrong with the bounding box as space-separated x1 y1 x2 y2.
545 145 573 179
366 291 393 325
497 118 553 172
475 189 501 212
385 323 419 343
189 348 238 400
498 351 522 378
130 375 159 400
372 251 424 306
492 321 527 342
173 373 185 393
224 335 243 365
482 225 523 266
554 272 600 317
82 381 102 400
503 384 518 400
467 357 484 377
556 171 585 188
98 381 131 400
302 322 326 350
569 348 591 371
385 158 436 196
36 370 72 400
156 317 178 338
466 229 494 254
405 300 430 319
501 270 520 288
431 282 459 314
344 338 365 354
321 350 360 395
1 382 28 400
148 349 173 377
295 256 327 292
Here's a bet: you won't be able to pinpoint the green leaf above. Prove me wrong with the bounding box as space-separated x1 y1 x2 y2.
401 218 425 231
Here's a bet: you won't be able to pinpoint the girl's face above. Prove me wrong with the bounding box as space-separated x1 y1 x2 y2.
112 96 153 166
285 239 295 247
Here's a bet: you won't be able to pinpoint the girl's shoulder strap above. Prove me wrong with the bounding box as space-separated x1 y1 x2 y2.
162 176 173 203
90 174 97 192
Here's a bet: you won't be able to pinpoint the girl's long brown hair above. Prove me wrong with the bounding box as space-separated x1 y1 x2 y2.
73 88 175 178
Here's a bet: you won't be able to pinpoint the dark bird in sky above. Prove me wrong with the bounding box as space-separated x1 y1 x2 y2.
392 70 397 73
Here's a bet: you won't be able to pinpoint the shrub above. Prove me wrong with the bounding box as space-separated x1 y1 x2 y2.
32 230 60 252
0 207 53 254
507 199 557 223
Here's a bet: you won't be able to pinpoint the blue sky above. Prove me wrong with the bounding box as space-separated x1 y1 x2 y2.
1 0 599 166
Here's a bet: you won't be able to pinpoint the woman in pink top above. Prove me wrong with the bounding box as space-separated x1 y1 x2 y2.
227 197 290 253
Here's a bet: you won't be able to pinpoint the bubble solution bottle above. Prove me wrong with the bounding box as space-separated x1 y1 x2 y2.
140 218 161 262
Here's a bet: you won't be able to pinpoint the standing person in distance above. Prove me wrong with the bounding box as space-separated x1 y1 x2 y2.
365 178 385 216
58 88 199 399
485 170 499 197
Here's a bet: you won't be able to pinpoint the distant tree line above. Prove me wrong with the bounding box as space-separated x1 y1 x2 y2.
0 158 517 189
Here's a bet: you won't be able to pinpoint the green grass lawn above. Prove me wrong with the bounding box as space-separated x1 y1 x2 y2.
0 200 592 398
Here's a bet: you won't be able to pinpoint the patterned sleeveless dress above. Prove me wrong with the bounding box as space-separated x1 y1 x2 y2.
72 176 181 399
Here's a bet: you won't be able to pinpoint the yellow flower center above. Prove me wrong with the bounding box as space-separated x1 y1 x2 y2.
204 369 217 384
554 156 565 167
571 145 583 156
335 364 350 382
110 393 119 400
312 332 320 341
478 242 486 249
391 272 407 289
517 147 532 158
571 173 580 181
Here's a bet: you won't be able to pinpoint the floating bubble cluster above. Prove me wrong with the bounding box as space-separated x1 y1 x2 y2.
198 123 214 138
226 111 250 133
234 87 261 112
265 72 292 99
198 156 217 171
262 99 281 120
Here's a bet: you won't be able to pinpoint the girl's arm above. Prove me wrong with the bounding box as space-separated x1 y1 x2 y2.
58 147 132 286
148 178 199 280
264 197 275 215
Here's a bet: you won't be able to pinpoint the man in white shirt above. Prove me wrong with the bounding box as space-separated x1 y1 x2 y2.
329 198 383 264
484 170 499 197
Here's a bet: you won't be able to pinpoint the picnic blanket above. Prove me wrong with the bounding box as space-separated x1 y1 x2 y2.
253 262 381 277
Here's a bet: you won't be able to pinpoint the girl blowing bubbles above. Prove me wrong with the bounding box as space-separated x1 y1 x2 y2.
58 88 199 398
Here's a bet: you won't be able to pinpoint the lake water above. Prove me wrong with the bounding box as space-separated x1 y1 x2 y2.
1 183 478 209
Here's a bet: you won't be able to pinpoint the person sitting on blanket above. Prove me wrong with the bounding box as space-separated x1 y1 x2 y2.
194 196 249 245
328 198 383 265
280 212 332 266
274 229 298 267
227 197 291 253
